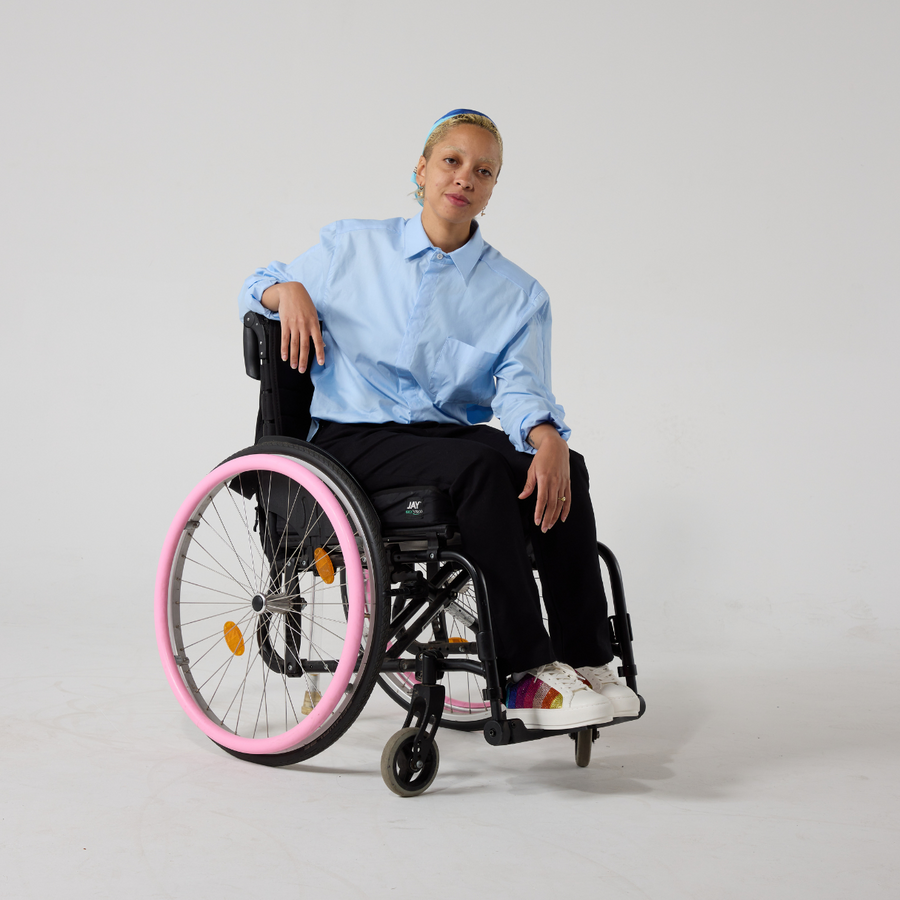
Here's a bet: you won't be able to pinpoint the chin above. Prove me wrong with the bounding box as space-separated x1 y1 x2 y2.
442 204 475 222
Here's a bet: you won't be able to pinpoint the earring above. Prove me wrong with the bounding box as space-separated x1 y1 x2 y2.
412 169 424 200
480 202 488 217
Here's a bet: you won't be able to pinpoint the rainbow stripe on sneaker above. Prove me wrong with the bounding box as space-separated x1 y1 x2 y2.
506 674 563 710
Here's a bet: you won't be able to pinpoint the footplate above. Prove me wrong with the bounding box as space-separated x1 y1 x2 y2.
483 694 647 746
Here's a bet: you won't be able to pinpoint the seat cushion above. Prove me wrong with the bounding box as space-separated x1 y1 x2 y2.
370 485 457 530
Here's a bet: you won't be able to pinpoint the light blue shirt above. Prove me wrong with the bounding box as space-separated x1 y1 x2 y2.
238 213 569 453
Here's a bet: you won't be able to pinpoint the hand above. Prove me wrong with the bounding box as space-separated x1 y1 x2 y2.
260 282 325 373
518 424 571 532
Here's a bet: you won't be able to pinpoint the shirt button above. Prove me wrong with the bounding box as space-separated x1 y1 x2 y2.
435 252 444 260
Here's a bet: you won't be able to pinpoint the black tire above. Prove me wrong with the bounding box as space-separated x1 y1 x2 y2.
575 729 593 768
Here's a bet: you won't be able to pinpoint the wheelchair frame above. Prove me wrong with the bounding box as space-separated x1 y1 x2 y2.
155 312 644 797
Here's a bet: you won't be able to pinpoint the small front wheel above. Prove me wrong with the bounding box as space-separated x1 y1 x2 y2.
575 729 593 768
381 727 440 797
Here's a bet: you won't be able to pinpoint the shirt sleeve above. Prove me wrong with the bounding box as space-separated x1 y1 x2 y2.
237 225 335 321
491 295 571 454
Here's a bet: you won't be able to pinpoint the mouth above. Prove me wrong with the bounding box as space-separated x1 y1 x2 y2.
445 193 470 208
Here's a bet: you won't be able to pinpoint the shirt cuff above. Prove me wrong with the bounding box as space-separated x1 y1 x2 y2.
518 412 571 454
243 276 281 320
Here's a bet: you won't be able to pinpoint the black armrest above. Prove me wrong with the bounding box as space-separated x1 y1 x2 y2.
243 312 267 380
242 311 319 443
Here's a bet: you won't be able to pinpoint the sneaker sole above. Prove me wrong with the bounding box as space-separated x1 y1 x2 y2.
506 707 613 730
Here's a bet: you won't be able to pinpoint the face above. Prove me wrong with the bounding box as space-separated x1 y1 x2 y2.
416 124 500 227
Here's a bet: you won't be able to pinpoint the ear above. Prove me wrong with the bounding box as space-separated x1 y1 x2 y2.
416 155 427 186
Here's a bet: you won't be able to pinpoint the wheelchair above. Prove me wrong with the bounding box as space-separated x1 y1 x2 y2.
155 312 645 796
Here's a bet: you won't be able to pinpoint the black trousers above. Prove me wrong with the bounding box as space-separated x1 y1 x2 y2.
312 421 613 676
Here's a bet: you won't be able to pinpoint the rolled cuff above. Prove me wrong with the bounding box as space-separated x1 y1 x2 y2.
515 411 571 455
238 275 281 321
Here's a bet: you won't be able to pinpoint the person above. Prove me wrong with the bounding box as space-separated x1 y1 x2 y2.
239 109 639 730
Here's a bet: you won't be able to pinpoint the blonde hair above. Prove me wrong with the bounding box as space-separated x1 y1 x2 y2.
422 113 503 171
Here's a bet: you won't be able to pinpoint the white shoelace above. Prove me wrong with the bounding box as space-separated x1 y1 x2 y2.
532 661 588 693
580 664 617 684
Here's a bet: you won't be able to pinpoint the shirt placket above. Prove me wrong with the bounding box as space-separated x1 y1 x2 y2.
395 250 449 417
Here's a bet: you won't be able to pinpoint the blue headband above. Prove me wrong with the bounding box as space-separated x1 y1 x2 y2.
411 109 496 206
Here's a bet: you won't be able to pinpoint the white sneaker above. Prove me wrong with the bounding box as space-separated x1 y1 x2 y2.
506 662 613 730
576 664 640 717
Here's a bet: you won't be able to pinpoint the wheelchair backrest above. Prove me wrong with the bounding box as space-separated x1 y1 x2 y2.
243 312 315 443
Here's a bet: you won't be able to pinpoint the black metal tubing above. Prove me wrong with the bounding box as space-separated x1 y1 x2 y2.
384 569 471 659
299 655 484 677
437 549 506 721
382 560 465 652
596 541 639 693
390 547 499 718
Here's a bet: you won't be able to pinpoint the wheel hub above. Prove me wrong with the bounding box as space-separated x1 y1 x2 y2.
251 592 305 614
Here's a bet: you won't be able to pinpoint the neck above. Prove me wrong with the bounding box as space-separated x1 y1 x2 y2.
420 207 474 253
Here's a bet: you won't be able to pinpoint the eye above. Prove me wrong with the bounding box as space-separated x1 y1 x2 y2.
443 157 458 165
478 168 493 178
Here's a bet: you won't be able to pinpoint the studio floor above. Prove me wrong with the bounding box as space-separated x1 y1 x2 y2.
2 626 896 900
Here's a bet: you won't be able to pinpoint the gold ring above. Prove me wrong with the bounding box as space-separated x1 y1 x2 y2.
558 496 566 503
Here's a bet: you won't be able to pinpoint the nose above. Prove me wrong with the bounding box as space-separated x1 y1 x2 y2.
455 169 474 190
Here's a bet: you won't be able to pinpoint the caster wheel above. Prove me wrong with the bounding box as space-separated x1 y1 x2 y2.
381 727 440 797
575 729 593 768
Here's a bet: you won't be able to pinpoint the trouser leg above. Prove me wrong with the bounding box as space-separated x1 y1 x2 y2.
455 427 614 669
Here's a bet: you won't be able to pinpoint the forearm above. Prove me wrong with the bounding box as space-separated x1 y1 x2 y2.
261 281 308 312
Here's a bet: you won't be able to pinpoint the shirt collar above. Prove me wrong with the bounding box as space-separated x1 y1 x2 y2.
403 212 486 283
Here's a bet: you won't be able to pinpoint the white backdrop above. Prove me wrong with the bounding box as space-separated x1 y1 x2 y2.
1 0 898 671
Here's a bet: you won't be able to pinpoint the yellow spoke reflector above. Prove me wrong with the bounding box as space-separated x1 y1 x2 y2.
224 621 245 656
314 547 335 584
449 637 466 643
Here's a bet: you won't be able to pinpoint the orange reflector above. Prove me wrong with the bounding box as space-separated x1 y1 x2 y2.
314 547 335 584
449 637 466 644
224 621 245 656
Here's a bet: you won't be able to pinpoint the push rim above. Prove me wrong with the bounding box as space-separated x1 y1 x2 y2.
155 454 366 755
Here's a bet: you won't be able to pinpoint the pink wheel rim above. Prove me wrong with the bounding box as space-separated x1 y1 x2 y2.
155 454 365 754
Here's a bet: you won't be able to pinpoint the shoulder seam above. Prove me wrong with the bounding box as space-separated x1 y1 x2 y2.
478 251 546 305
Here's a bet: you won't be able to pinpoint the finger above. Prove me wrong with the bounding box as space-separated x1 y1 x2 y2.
289 324 301 369
311 322 326 366
544 492 562 530
545 477 568 530
297 326 310 373
518 469 536 500
534 477 549 529
281 320 291 363
561 486 572 522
